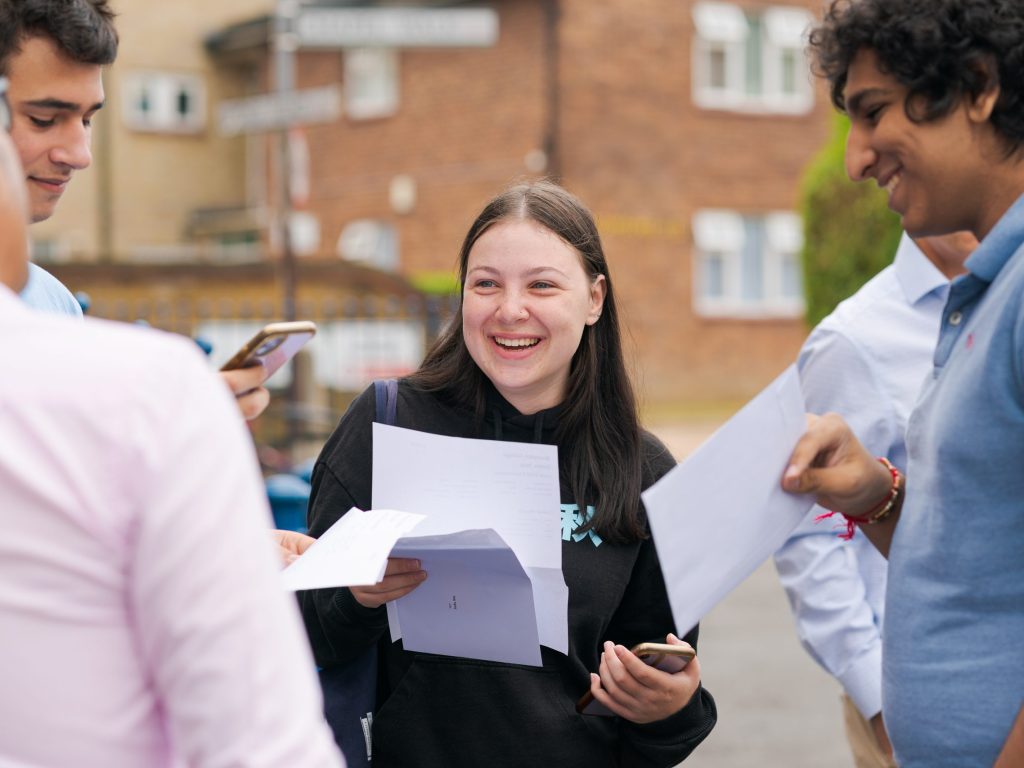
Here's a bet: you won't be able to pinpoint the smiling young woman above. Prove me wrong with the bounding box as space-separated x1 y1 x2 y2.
301 181 717 768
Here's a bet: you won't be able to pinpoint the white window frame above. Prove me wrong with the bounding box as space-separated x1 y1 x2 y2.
760 7 814 113
693 209 805 318
764 211 806 313
691 2 749 110
122 71 206 134
691 3 814 115
344 48 399 120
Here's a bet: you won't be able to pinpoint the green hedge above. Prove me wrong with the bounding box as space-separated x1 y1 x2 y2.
800 113 902 327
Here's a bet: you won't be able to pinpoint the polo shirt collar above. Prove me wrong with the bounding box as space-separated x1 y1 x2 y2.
966 191 1024 284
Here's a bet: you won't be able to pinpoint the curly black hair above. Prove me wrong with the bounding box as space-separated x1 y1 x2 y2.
809 0 1024 155
0 0 118 76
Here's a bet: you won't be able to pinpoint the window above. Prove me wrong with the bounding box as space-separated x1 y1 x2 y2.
337 219 399 272
691 2 748 110
692 3 813 114
693 209 804 317
762 7 815 111
344 48 399 120
122 71 206 133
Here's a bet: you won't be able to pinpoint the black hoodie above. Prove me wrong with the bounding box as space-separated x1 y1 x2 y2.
301 380 717 767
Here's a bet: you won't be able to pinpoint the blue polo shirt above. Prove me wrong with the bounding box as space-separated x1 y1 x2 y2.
885 193 1024 766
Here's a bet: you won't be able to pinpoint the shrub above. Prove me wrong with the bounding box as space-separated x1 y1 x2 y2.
800 113 902 327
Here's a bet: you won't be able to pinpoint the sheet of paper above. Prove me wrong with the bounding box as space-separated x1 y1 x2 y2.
390 529 542 666
373 423 568 653
643 365 814 637
280 507 425 591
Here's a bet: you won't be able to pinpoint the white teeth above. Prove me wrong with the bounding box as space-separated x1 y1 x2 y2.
494 337 539 348
885 173 901 196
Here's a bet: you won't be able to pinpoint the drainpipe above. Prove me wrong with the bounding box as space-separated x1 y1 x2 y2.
543 0 561 180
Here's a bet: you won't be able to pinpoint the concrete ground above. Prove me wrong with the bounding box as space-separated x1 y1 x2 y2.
650 420 855 768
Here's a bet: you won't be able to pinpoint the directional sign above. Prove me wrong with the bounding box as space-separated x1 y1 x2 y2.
217 85 342 136
296 8 499 49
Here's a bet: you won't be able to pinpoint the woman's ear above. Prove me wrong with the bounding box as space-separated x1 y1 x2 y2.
586 275 607 325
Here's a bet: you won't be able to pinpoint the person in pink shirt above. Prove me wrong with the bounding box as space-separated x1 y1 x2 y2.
0 110 343 766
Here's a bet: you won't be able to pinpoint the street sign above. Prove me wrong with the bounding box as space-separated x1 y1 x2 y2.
217 85 342 136
296 8 499 49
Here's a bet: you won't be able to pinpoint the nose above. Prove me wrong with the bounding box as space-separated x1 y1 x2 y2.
50 123 92 171
495 291 529 324
844 121 876 182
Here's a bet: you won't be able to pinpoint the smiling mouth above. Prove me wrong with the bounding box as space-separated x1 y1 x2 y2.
29 176 69 190
493 336 540 349
881 170 902 199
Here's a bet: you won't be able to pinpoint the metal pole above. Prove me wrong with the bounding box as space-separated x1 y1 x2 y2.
274 0 299 322
274 0 301 457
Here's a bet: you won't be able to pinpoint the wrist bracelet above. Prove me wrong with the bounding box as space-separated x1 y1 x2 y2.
814 457 904 540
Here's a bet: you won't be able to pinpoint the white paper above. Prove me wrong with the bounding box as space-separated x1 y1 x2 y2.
280 507 425 591
643 365 814 637
390 529 542 666
373 423 568 653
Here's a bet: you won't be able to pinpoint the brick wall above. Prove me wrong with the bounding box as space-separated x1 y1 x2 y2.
289 0 832 403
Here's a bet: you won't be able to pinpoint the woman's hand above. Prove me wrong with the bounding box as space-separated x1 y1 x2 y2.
350 557 427 608
271 529 315 567
782 413 892 517
586 634 701 724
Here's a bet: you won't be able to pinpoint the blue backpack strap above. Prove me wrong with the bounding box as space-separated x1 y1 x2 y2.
373 378 398 425
322 378 397 767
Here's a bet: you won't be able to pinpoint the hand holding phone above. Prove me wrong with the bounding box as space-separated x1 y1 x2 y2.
576 640 696 716
220 321 317 379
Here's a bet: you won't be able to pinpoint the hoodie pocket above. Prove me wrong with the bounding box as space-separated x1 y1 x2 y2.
372 654 613 768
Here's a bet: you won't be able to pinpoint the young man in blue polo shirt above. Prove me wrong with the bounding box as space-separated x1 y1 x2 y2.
782 1 1024 766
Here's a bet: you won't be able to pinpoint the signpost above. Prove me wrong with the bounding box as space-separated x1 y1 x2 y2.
217 85 341 137
214 3 500 455
296 7 499 49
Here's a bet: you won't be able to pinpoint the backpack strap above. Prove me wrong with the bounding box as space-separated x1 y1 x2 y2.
373 378 398 426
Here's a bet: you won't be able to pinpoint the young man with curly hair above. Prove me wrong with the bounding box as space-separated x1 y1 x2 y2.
782 1 1024 766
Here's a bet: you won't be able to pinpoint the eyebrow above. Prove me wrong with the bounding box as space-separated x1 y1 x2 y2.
22 98 104 112
845 87 891 118
468 265 570 278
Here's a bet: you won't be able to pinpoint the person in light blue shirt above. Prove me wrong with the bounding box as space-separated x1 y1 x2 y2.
783 1 1024 766
20 262 82 317
1 1 270 420
774 233 974 767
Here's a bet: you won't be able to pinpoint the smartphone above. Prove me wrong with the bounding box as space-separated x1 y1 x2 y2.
219 321 317 379
575 641 695 716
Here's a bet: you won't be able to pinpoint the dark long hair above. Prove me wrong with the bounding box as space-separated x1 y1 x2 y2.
408 180 646 544
0 0 118 75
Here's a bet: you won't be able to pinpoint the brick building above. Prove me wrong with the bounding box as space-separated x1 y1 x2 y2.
207 0 831 402
40 0 832 403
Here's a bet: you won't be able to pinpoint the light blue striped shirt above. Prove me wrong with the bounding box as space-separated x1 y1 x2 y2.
20 263 82 318
775 235 949 719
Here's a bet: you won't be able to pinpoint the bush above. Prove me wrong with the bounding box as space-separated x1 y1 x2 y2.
800 113 903 327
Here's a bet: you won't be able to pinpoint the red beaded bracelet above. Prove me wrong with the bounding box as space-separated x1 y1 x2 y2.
814 457 903 540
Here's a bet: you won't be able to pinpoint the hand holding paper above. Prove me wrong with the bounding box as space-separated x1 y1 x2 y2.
280 507 425 591
350 557 428 609
781 411 894 517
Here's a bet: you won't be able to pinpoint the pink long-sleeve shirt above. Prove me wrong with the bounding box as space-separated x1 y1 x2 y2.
0 287 344 767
